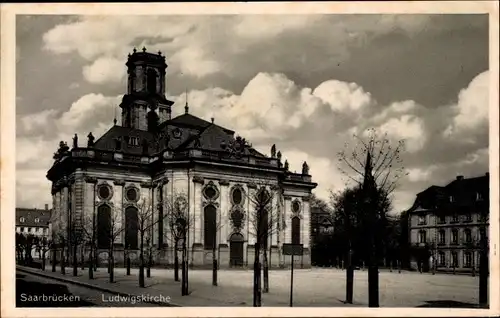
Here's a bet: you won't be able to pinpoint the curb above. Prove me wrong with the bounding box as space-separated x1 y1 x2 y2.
16 266 181 307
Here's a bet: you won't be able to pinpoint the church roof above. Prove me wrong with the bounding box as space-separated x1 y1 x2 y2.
91 113 266 157
163 113 235 134
93 125 157 155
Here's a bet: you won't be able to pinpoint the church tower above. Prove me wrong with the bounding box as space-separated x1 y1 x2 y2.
119 47 174 131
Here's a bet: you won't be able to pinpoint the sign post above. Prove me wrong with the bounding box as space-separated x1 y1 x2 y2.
282 243 304 307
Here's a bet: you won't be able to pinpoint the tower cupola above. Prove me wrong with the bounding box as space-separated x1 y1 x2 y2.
119 47 174 130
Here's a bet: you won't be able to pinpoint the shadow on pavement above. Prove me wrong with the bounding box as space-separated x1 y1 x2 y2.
16 274 95 307
417 300 483 308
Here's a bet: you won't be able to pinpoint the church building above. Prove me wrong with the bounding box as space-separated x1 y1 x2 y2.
46 48 317 268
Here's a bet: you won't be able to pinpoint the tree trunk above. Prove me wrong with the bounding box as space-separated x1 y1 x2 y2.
174 243 179 282
253 244 261 307
212 242 218 286
88 246 94 279
109 246 115 283
147 250 152 278
139 233 145 288
479 227 488 307
81 245 85 270
263 249 269 293
126 254 131 276
73 241 78 276
368 235 379 307
61 246 66 275
346 248 354 304
41 251 46 271
181 243 188 296
52 248 56 272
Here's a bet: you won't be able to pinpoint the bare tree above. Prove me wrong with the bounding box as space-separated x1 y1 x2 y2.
36 236 53 271
337 128 407 308
135 197 169 288
81 209 98 279
164 192 192 296
96 205 125 283
246 183 281 307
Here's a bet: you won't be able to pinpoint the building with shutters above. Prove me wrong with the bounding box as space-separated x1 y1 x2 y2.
46 48 317 268
407 173 489 273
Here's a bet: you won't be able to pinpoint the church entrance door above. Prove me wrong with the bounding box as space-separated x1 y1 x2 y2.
229 233 244 267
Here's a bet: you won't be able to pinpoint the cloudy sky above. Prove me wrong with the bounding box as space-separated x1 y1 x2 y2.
16 14 489 212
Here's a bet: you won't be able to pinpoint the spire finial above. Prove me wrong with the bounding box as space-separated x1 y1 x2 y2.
158 50 162 56
211 117 214 124
113 117 117 126
184 89 189 114
142 46 147 52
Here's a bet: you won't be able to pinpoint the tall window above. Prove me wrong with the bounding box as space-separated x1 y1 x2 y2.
451 213 459 223
418 230 427 243
438 251 445 266
292 217 301 245
418 214 426 225
147 69 157 94
438 214 446 224
97 204 111 249
204 205 217 250
464 228 472 243
451 229 459 244
464 252 472 268
439 230 446 244
451 252 458 267
125 206 138 249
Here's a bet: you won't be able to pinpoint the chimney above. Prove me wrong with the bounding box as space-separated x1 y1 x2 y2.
456 175 464 181
45 204 49 210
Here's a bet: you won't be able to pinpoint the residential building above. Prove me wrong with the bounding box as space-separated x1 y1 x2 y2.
407 173 489 272
46 48 317 268
16 205 52 258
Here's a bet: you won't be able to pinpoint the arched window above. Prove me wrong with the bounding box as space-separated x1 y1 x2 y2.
147 69 157 94
292 217 301 245
125 206 139 249
97 205 111 249
204 205 217 250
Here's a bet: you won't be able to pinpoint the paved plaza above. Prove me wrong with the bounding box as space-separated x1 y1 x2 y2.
16 266 482 307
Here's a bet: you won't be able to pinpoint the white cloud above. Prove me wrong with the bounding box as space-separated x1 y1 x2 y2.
313 80 373 113
83 57 125 84
445 70 489 136
170 46 221 78
59 93 121 132
20 109 58 133
376 115 426 152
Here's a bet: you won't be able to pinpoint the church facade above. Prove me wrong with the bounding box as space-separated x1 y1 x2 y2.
46 48 317 268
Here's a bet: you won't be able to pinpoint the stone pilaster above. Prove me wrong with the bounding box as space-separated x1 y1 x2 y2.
62 184 69 239
302 198 310 249
193 176 204 245
113 179 125 244
283 196 291 243
219 180 229 245
74 170 84 230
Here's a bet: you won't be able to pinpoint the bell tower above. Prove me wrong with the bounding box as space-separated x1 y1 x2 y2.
120 47 174 131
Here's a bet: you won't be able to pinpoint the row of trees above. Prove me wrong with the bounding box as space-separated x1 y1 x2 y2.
37 179 284 306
